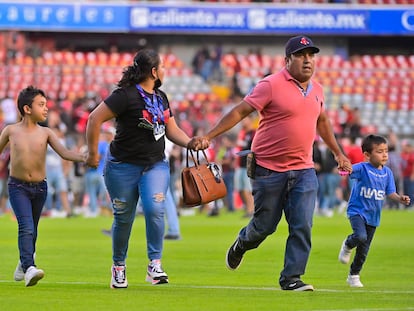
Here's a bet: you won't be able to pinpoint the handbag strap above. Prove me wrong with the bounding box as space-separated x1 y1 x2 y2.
186 149 209 168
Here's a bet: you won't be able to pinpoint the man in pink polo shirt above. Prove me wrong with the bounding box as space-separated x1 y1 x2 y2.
188 35 352 291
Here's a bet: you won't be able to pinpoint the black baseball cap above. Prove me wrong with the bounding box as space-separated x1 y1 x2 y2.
285 35 320 56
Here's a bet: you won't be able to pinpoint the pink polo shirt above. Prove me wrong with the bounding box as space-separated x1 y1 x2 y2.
244 68 324 172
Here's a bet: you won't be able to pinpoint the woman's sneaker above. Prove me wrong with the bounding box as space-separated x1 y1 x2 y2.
24 266 44 287
347 274 364 287
14 261 24 281
110 265 128 288
145 260 168 285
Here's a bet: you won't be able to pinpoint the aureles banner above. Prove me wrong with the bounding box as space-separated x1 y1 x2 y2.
0 2 130 32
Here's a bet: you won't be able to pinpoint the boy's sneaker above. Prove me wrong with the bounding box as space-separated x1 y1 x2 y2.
281 280 314 291
24 266 44 287
110 265 128 288
338 239 352 264
347 274 364 287
146 260 168 285
225 238 244 270
14 261 24 281
15 253 36 281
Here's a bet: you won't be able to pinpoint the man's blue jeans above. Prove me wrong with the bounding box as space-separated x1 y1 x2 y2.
346 215 376 275
104 156 170 265
8 177 47 272
236 166 318 285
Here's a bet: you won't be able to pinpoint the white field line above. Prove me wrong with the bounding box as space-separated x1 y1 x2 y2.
1 279 414 296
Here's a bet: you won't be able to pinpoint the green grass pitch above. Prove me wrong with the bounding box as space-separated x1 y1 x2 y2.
1 208 414 311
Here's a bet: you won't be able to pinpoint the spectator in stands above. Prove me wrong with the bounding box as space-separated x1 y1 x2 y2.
1 93 19 125
5 31 25 61
83 127 112 218
44 126 73 218
338 104 352 137
317 139 347 217
210 44 223 82
386 143 404 209
0 108 10 215
70 134 87 213
163 138 181 240
0 146 10 216
347 107 362 141
344 136 364 165
216 134 237 212
234 113 256 218
85 49 192 288
341 136 365 201
0 86 85 287
228 54 243 99
192 45 212 82
313 138 323 211
188 35 352 291
400 140 414 208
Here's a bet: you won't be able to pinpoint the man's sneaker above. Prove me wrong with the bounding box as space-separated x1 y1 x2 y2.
347 274 364 287
24 266 44 287
146 260 168 285
339 239 352 264
110 265 128 288
281 280 314 291
225 238 244 270
14 261 24 281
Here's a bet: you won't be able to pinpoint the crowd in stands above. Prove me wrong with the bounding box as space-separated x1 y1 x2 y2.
0 29 413 219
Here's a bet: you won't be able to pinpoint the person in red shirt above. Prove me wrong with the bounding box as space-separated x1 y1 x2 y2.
400 141 414 208
345 137 364 164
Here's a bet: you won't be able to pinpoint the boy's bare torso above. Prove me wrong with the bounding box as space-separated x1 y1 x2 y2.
8 123 50 182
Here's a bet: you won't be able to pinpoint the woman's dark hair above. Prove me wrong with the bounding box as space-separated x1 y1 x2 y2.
361 134 387 153
17 85 46 116
117 49 160 88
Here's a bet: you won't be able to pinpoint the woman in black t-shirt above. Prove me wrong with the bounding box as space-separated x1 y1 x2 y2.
86 49 191 288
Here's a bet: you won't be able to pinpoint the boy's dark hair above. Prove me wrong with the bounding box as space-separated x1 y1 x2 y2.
17 85 46 116
361 134 387 153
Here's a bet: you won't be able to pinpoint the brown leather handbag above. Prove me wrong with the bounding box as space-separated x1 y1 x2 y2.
181 149 227 207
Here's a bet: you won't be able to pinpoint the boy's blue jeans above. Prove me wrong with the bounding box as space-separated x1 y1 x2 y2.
104 156 170 265
236 166 318 286
8 177 47 272
346 215 376 275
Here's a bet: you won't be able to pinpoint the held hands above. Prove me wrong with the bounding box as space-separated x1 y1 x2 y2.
335 153 353 175
187 136 210 151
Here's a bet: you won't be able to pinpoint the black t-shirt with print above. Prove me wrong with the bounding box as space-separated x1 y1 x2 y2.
104 85 172 165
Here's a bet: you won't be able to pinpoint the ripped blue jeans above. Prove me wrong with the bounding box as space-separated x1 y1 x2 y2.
104 155 170 265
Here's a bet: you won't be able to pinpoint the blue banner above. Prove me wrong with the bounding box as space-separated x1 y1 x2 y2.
0 2 129 32
129 6 372 34
370 9 414 35
0 2 413 36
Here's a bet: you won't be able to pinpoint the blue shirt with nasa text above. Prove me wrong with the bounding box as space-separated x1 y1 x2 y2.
347 162 396 227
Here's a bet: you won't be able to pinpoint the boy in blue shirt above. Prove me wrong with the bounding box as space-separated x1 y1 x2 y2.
338 134 410 287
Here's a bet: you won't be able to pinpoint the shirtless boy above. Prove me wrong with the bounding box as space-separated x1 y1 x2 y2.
0 86 85 286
